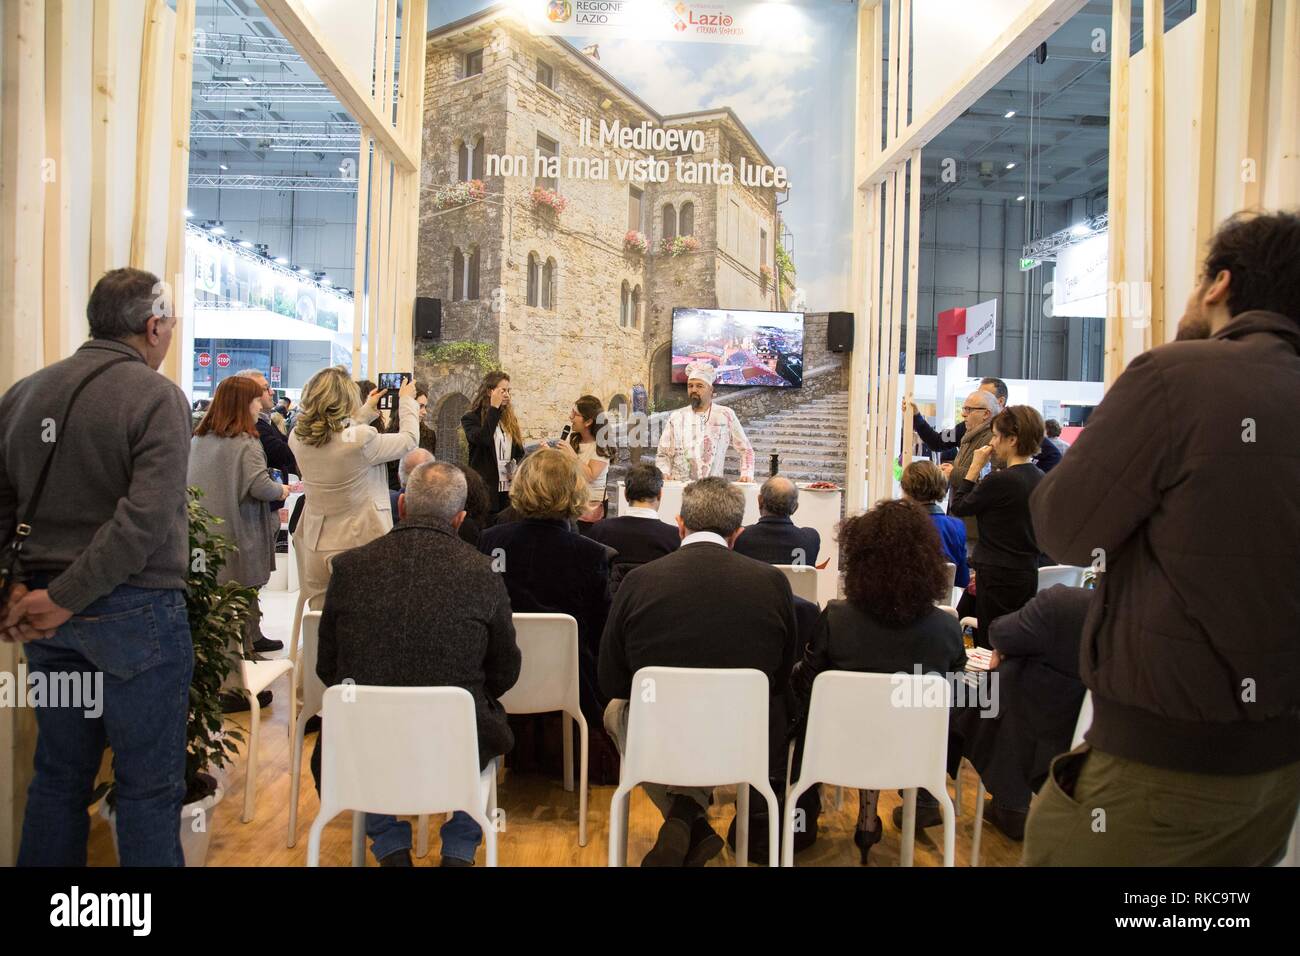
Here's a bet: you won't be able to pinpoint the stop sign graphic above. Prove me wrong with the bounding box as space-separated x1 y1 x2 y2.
216 353 231 368
197 352 211 368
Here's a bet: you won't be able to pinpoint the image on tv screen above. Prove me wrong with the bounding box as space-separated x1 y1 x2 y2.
671 307 804 388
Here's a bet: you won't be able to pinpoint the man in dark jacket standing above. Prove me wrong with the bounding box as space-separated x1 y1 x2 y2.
312 461 520 866
733 475 821 566
1 268 194 866
1024 210 1300 866
599 477 797 866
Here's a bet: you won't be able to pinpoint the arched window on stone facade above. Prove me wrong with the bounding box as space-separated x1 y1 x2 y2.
631 285 642 330
526 252 539 307
679 201 695 237
466 245 481 300
458 134 484 181
452 248 464 301
620 280 630 328
542 258 556 311
662 203 677 241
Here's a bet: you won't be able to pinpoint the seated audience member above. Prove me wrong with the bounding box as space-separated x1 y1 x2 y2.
733 475 821 567
950 405 1046 648
1025 211 1300 867
901 460 969 589
454 464 494 548
956 584 1091 841
478 448 618 781
390 447 434 524
791 500 965 864
312 462 520 866
584 462 680 591
1043 419 1069 457
599 477 798 866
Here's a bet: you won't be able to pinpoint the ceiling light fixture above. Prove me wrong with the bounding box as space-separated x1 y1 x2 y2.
238 239 253 248
183 208 194 218
274 256 288 265
219 163 229 171
1004 110 1016 119
1071 223 1092 237
1005 162 1017 170
1016 195 1025 202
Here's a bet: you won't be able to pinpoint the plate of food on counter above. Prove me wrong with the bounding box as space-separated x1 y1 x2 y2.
799 481 840 492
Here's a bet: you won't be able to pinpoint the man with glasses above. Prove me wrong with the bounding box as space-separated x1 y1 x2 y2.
905 375 1061 472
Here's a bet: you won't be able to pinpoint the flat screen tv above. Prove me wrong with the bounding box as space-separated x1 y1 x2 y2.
670 307 804 388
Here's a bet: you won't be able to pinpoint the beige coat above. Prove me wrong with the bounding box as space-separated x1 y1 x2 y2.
289 396 418 608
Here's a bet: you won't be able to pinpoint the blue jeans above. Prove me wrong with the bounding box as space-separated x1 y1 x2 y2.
366 811 483 863
18 586 193 867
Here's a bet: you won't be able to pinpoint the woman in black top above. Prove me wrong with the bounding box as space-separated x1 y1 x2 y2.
950 405 1046 649
792 500 966 863
461 371 525 515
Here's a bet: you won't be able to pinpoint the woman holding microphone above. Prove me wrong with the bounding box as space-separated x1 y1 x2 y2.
553 394 613 527
290 367 418 609
463 371 525 516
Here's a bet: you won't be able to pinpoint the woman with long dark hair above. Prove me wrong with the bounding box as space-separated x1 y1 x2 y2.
554 394 614 525
462 371 525 514
791 499 966 864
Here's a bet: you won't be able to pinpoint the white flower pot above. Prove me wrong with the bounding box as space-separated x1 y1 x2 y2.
100 786 225 867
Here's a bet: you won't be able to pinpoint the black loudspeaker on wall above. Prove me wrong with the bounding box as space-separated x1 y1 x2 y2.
827 311 854 353
414 296 442 342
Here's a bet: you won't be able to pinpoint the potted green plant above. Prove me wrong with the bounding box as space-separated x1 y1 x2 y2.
99 488 253 866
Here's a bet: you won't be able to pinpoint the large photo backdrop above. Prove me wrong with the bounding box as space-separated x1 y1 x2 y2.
416 0 856 441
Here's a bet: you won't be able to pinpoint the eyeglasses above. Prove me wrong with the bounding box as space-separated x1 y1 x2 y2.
961 406 988 415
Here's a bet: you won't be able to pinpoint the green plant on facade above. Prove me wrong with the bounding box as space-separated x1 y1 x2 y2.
775 241 796 281
417 340 501 377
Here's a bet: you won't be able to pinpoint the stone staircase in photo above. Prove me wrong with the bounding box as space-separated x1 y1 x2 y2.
724 391 849 485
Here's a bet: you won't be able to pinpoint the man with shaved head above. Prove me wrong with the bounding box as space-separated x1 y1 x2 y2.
733 475 821 567
389 447 435 523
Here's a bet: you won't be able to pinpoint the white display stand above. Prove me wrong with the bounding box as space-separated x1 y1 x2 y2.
616 479 841 606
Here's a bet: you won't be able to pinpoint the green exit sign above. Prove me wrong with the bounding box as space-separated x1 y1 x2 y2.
1019 257 1039 271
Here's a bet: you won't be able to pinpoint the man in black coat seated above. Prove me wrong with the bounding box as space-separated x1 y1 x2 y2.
585 462 680 592
312 461 521 867
599 477 798 866
733 475 821 567
955 583 1091 840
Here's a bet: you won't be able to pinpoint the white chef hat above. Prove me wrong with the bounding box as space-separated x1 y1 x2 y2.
685 361 716 386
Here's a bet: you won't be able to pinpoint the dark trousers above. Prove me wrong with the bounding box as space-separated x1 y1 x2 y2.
973 564 1037 649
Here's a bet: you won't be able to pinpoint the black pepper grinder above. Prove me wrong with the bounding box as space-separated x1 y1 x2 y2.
769 451 780 477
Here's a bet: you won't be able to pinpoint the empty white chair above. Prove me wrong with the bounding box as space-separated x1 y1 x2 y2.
782 671 956 867
287 611 326 847
1037 565 1086 591
238 655 296 824
608 667 779 867
971 688 1093 866
286 527 310 701
774 564 820 604
495 613 588 846
306 685 499 867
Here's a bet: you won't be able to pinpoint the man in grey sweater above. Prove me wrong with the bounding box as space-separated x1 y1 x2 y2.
0 267 194 866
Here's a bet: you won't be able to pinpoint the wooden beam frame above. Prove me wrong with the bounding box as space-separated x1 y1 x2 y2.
43 0 72 367
1143 0 1165 348
161 0 196 385
1192 0 1221 267
351 131 372 374
861 0 1087 187
900 148 922 468
129 0 164 269
1238 0 1272 211
1275 0 1299 201
89 0 118 287
260 0 418 172
1104 0 1131 386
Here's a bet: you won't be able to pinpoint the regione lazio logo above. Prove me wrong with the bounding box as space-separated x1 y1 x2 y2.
674 1 688 30
547 0 572 23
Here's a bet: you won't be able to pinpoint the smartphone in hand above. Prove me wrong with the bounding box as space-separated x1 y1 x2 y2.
376 372 412 411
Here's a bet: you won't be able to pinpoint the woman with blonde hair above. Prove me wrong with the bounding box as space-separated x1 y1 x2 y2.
289 366 418 609
462 371 525 515
477 448 619 782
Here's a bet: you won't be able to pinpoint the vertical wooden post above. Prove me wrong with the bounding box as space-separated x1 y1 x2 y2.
352 132 372 375
901 148 922 466
1277 0 1300 201
1238 0 1272 211
43 0 72 367
162 0 196 386
1143 0 1165 348
1104 0 1131 387
1192 0 1221 268
129 0 164 270
89 0 119 289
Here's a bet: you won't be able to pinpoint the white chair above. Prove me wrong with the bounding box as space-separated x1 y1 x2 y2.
970 689 1094 866
286 528 310 704
774 564 820 604
1037 564 1086 591
782 671 956 867
608 667 780 867
238 655 296 824
306 685 499 867
492 613 588 846
287 611 325 847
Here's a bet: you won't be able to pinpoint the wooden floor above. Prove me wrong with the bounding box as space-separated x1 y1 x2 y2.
84 591 1021 868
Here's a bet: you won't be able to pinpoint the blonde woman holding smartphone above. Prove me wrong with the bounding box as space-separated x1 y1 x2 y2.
290 366 418 609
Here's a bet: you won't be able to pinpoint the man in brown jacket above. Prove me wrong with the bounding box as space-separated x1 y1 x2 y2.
1023 210 1300 866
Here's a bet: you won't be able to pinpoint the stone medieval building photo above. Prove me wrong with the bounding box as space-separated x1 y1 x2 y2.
415 7 792 447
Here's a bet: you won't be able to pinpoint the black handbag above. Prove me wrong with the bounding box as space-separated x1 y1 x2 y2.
0 356 133 609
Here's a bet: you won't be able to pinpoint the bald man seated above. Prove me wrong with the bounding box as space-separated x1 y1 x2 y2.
390 447 435 523
732 476 821 567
